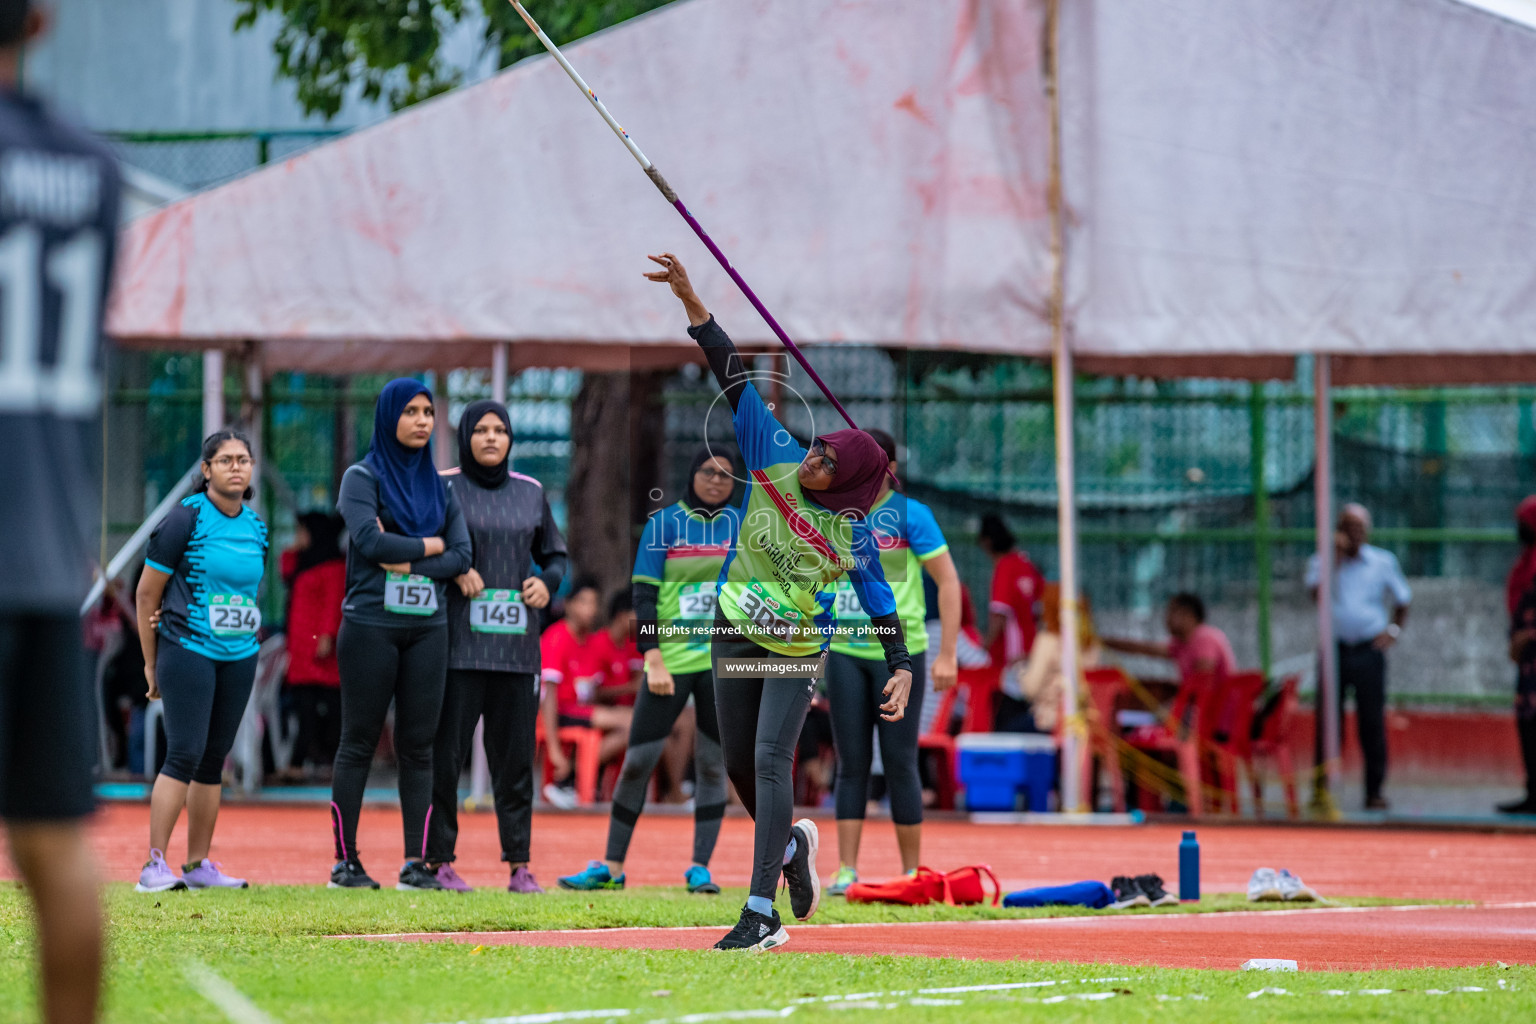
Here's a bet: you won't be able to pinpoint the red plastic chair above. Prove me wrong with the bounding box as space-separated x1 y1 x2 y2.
917 685 962 811
1081 667 1130 813
1206 672 1266 815
535 717 602 805
1123 671 1220 817
1247 674 1301 819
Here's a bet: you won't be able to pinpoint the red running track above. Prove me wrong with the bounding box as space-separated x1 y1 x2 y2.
354 904 1536 971
8 803 1535 969
29 802 1536 902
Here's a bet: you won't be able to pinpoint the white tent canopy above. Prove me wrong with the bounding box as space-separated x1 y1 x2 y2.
107 0 1053 371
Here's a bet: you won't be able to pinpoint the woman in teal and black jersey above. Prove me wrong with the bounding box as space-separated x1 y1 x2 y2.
558 445 740 895
134 430 268 893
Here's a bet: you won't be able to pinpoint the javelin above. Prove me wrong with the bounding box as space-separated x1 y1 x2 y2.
506 1 861 432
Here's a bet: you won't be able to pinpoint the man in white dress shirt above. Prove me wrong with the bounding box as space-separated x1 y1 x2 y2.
1306 503 1411 811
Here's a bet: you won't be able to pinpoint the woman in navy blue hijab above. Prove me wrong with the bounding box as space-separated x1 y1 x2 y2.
329 379 472 891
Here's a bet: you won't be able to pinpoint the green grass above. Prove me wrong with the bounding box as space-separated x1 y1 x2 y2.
0 886 1526 1024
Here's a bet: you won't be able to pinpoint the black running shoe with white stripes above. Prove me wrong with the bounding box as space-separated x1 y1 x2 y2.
328 858 380 890
1109 875 1151 910
397 860 445 891
1134 873 1179 907
781 819 821 921
712 905 789 951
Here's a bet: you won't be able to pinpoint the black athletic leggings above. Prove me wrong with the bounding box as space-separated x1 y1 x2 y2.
289 683 341 769
425 669 539 866
605 669 728 866
712 630 818 901
827 649 927 825
331 619 447 863
155 641 258 786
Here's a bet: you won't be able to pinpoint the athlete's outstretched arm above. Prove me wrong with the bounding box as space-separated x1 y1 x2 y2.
645 253 752 412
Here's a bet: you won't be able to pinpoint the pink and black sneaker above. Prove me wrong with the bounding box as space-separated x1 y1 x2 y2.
435 863 472 892
182 859 249 890
135 849 187 893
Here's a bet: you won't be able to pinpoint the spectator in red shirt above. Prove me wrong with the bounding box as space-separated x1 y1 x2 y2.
592 590 642 708
284 512 346 780
978 514 1046 668
540 578 632 804
1103 592 1236 685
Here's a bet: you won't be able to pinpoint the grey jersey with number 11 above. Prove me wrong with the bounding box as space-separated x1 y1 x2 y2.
0 89 121 613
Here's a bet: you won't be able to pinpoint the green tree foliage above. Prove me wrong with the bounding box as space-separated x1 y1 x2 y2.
233 0 676 119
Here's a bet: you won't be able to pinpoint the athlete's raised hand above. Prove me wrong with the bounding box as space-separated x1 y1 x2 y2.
645 253 711 326
880 667 913 722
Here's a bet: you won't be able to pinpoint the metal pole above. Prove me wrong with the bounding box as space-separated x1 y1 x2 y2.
1313 356 1340 799
492 343 509 405
203 349 225 434
1250 382 1272 677
1044 0 1082 813
434 369 456 470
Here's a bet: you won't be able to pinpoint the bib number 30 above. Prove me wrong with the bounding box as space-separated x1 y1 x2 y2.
208 594 261 637
739 588 800 643
385 572 438 616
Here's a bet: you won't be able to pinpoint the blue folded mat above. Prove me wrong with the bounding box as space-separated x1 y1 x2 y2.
1002 880 1114 909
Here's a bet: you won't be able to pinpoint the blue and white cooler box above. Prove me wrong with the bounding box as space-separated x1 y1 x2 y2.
957 733 1058 812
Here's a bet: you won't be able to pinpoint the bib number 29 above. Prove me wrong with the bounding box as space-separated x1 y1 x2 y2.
385 572 438 616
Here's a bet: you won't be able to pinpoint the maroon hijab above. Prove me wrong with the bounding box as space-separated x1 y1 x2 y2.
1508 496 1536 615
803 428 893 518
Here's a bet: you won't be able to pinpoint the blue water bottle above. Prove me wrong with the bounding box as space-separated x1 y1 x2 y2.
1179 830 1200 901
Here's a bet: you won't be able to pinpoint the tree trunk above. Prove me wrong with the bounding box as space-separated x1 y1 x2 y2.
566 369 668 601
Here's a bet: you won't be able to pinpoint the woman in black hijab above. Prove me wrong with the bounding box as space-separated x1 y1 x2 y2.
424 400 569 893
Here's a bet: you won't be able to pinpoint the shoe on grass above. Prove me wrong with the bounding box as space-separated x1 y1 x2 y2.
329 858 380 890
1247 867 1283 902
1109 875 1151 910
1134 873 1178 907
135 849 187 893
508 866 544 894
1278 868 1319 902
781 819 821 921
827 865 858 896
558 860 625 891
712 904 789 951
685 865 720 894
182 859 248 890
435 863 472 892
397 860 445 891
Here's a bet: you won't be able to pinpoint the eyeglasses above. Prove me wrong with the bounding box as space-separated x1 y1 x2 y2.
695 468 732 482
210 456 253 469
809 440 837 477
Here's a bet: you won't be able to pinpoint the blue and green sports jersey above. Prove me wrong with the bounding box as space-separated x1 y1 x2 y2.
716 386 898 658
632 501 738 674
145 493 269 661
829 491 948 659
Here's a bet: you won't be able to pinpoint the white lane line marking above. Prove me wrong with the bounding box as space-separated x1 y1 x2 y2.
182 962 277 1024
432 1010 635 1024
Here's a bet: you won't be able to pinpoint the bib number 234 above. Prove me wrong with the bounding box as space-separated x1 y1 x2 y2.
208 594 261 636
385 573 438 615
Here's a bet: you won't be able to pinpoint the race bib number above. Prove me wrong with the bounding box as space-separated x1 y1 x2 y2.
385 572 438 616
678 581 717 618
739 583 802 643
470 590 527 634
208 594 261 636
832 580 872 642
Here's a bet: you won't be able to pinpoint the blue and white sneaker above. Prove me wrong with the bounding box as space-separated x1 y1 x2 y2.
685 865 720 894
558 860 625 891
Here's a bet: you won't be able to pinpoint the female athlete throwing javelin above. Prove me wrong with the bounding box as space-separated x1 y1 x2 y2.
645 252 912 951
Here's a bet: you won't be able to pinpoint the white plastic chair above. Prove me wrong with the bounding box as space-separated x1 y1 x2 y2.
229 634 290 793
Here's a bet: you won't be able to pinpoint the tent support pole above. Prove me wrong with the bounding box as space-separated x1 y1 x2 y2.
203 349 225 434
492 343 509 405
1044 0 1083 813
1313 355 1341 808
1250 382 1272 677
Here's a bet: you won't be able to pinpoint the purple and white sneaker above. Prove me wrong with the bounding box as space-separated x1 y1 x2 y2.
508 866 544 894
182 859 249 890
135 849 187 893
435 863 472 893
